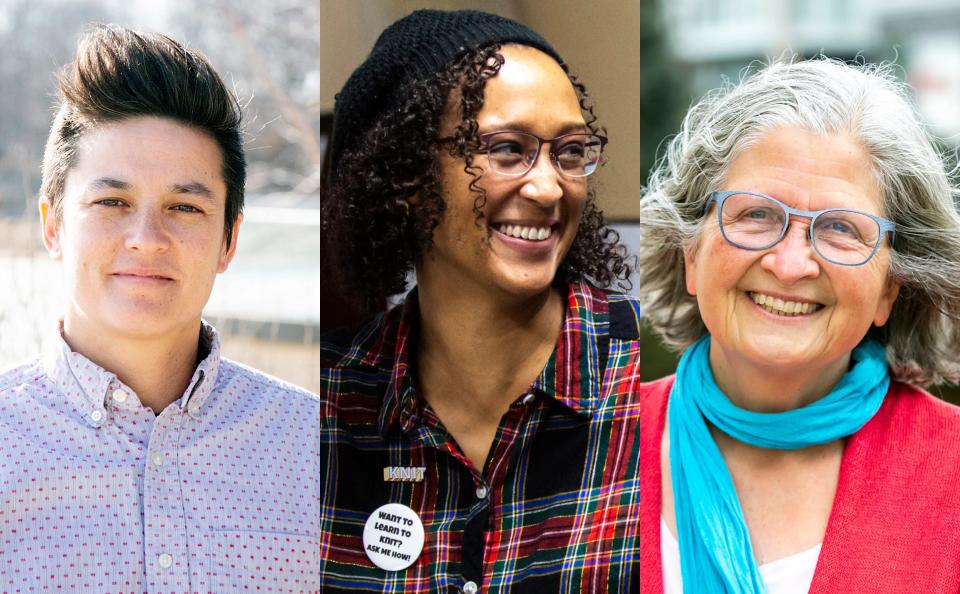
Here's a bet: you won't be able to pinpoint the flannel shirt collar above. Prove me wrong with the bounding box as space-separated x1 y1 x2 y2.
335 282 611 437
43 320 221 422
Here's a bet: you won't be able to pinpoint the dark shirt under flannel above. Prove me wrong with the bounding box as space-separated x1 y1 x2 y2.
318 281 642 593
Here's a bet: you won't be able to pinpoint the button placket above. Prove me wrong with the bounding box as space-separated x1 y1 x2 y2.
143 408 191 590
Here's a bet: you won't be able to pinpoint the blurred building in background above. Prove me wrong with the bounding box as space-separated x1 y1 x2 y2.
0 0 321 391
661 0 960 143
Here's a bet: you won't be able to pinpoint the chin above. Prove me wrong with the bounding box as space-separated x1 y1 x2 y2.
101 301 196 338
736 335 823 369
492 271 560 301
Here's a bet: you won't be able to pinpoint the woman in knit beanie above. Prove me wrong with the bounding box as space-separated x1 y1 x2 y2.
320 9 639 593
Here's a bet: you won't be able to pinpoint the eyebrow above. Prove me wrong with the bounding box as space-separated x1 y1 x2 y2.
87 177 133 193
86 177 215 200
170 182 215 199
481 121 589 136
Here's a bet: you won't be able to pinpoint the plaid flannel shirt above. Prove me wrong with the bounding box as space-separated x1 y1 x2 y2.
319 281 641 593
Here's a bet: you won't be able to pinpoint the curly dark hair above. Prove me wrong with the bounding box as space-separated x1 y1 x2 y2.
323 43 632 315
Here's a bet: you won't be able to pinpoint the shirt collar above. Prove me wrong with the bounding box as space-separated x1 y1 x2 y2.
532 281 610 416
337 282 611 437
43 320 222 423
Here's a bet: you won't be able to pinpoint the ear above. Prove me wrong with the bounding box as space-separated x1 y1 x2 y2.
873 277 900 327
683 244 698 296
217 213 243 273
39 195 62 260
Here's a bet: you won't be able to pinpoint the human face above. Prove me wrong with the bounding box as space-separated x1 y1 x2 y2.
41 116 239 343
684 126 900 382
422 44 589 301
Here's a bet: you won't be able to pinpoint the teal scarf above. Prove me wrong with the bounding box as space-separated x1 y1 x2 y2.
668 336 889 593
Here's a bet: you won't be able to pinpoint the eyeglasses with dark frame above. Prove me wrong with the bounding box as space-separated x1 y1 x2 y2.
470 130 607 178
704 191 897 266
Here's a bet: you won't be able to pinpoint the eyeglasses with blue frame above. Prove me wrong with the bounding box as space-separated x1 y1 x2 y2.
704 191 896 266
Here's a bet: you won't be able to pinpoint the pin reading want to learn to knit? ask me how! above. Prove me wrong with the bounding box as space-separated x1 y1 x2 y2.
363 503 425 571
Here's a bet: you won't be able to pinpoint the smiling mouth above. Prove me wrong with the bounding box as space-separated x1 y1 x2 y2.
748 291 823 316
494 224 555 242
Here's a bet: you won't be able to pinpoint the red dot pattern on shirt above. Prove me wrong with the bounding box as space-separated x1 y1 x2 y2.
0 330 321 592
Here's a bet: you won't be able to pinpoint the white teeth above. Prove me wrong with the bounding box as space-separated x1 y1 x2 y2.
749 292 819 316
496 224 553 242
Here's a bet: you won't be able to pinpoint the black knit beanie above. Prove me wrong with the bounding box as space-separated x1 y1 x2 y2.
329 9 563 171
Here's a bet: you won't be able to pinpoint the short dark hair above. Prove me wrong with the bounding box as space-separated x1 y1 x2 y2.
323 43 632 314
41 24 245 247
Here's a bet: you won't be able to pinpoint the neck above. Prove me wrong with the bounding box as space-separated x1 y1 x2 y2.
415 275 566 418
62 315 201 415
708 342 850 413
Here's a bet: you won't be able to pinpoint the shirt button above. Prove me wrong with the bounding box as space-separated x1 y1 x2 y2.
89 410 104 423
157 553 173 569
521 393 535 406
151 452 165 467
462 581 479 594
112 389 127 403
188 402 201 414
475 485 488 500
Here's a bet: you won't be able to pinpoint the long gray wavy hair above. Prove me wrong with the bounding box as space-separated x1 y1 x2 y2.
640 57 960 386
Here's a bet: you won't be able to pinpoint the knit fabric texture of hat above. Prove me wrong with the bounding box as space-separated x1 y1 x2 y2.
330 9 563 171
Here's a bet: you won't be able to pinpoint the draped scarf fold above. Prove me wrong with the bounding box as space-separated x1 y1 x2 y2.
668 336 890 593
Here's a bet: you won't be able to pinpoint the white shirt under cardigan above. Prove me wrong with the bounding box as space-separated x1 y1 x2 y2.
661 517 821 594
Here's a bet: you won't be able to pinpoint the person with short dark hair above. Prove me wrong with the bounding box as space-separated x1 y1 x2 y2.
0 25 320 591
320 10 640 593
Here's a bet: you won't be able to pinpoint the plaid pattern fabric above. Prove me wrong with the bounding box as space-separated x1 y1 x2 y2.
319 281 641 592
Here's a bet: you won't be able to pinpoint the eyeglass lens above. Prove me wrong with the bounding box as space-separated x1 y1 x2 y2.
483 132 603 177
719 193 882 265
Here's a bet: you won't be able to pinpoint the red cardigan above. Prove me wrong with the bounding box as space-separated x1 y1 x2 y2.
640 376 960 593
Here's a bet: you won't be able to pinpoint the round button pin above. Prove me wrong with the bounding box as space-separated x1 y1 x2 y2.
362 503 424 571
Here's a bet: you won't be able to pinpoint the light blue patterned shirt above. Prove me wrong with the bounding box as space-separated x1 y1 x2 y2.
0 323 321 592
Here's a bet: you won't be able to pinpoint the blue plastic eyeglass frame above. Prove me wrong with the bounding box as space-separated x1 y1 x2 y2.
704 191 897 267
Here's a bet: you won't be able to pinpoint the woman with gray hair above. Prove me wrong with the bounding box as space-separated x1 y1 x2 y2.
638 58 960 593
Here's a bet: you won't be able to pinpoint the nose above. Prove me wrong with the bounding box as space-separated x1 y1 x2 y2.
124 208 171 253
759 220 820 283
518 149 563 205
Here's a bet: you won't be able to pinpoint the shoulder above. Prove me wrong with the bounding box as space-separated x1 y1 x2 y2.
216 357 320 407
879 381 960 435
639 375 674 416
571 281 641 342
605 290 642 341
0 356 47 395
320 310 398 371
857 381 960 478
639 375 675 398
